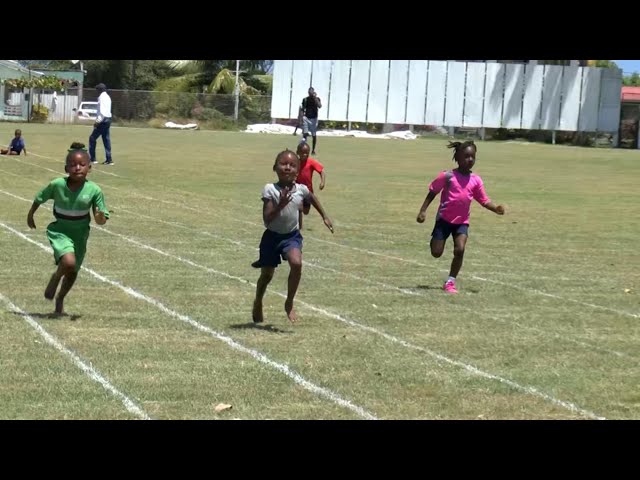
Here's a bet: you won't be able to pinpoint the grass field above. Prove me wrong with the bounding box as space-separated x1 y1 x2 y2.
0 122 638 420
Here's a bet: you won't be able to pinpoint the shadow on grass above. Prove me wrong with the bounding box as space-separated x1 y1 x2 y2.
12 311 82 321
228 322 292 334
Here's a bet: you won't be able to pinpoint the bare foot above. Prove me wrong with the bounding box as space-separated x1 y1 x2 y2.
55 296 64 315
44 274 60 300
285 298 297 323
252 299 263 323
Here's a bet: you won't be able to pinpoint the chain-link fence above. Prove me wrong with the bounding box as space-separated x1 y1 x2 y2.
81 88 272 129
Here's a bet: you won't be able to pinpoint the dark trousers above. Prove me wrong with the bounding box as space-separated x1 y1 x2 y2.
89 118 112 162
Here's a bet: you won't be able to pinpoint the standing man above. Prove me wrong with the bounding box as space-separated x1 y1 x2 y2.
301 87 322 155
89 83 113 165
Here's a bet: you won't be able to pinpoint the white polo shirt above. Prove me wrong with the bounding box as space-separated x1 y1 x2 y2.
96 91 112 123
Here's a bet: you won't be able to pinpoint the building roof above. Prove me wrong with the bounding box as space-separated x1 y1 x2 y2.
622 86 640 102
0 60 45 76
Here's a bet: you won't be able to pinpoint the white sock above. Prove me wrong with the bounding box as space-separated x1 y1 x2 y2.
447 276 456 283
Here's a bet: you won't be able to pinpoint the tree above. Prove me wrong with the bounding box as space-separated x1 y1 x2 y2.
623 72 640 86
207 68 260 95
587 60 619 69
167 60 273 94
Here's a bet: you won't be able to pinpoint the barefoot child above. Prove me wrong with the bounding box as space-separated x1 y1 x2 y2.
295 141 326 230
252 149 334 324
1 129 27 156
416 141 505 294
27 142 110 314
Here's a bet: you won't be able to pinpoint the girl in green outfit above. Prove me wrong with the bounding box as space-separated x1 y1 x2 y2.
27 142 110 315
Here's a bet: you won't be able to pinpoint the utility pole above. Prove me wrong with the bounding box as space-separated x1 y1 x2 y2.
234 60 240 122
72 60 84 104
131 60 138 90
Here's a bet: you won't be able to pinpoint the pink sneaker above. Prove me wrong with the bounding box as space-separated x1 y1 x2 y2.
443 280 458 294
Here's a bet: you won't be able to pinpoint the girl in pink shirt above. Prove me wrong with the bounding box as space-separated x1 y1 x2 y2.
416 141 505 293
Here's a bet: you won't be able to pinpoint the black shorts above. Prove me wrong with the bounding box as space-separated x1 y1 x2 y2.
431 218 469 241
253 229 303 268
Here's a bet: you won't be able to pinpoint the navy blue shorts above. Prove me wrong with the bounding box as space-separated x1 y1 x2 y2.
253 229 303 268
431 218 469 241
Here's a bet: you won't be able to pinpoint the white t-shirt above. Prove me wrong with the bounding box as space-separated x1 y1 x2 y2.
96 91 112 122
261 182 311 234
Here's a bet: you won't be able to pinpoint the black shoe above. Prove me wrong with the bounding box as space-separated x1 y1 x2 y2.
102 160 114 165
311 151 316 155
251 260 262 268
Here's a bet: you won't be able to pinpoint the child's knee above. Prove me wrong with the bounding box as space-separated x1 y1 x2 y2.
430 244 444 258
453 246 465 258
59 255 76 273
260 268 274 281
287 254 302 270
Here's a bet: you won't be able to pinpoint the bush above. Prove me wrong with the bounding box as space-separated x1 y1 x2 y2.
31 104 49 123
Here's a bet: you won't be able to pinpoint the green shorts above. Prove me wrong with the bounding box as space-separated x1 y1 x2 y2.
46 221 90 272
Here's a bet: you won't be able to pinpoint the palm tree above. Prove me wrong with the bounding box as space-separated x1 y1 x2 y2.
207 68 260 95
168 60 272 94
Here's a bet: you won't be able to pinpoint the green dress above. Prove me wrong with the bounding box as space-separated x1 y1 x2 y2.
34 177 109 272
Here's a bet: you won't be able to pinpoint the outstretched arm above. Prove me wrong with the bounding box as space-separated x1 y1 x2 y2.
482 201 505 215
308 192 333 233
27 201 40 229
319 170 326 190
416 191 437 223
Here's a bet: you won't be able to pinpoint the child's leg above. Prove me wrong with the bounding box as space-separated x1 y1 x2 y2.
430 219 448 258
45 228 76 300
44 264 65 300
449 233 468 279
284 248 302 323
430 238 446 258
253 267 275 323
54 253 77 314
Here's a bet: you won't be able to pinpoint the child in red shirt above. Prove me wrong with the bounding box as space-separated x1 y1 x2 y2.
296 141 326 230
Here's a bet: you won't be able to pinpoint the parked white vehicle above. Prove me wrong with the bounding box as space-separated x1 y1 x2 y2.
73 101 98 122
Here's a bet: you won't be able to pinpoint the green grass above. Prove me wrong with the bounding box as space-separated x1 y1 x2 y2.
0 122 638 419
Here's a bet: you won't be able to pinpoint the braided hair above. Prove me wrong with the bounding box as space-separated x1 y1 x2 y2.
447 140 477 163
66 141 89 166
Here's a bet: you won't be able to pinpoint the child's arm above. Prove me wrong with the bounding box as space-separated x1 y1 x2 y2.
92 189 110 225
263 187 292 224
28 181 56 228
27 202 40 229
308 192 334 233
474 180 505 215
416 191 437 223
482 201 505 215
319 170 326 190
22 146 27 156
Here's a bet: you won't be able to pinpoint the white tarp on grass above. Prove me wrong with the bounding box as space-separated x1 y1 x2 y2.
245 123 417 140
